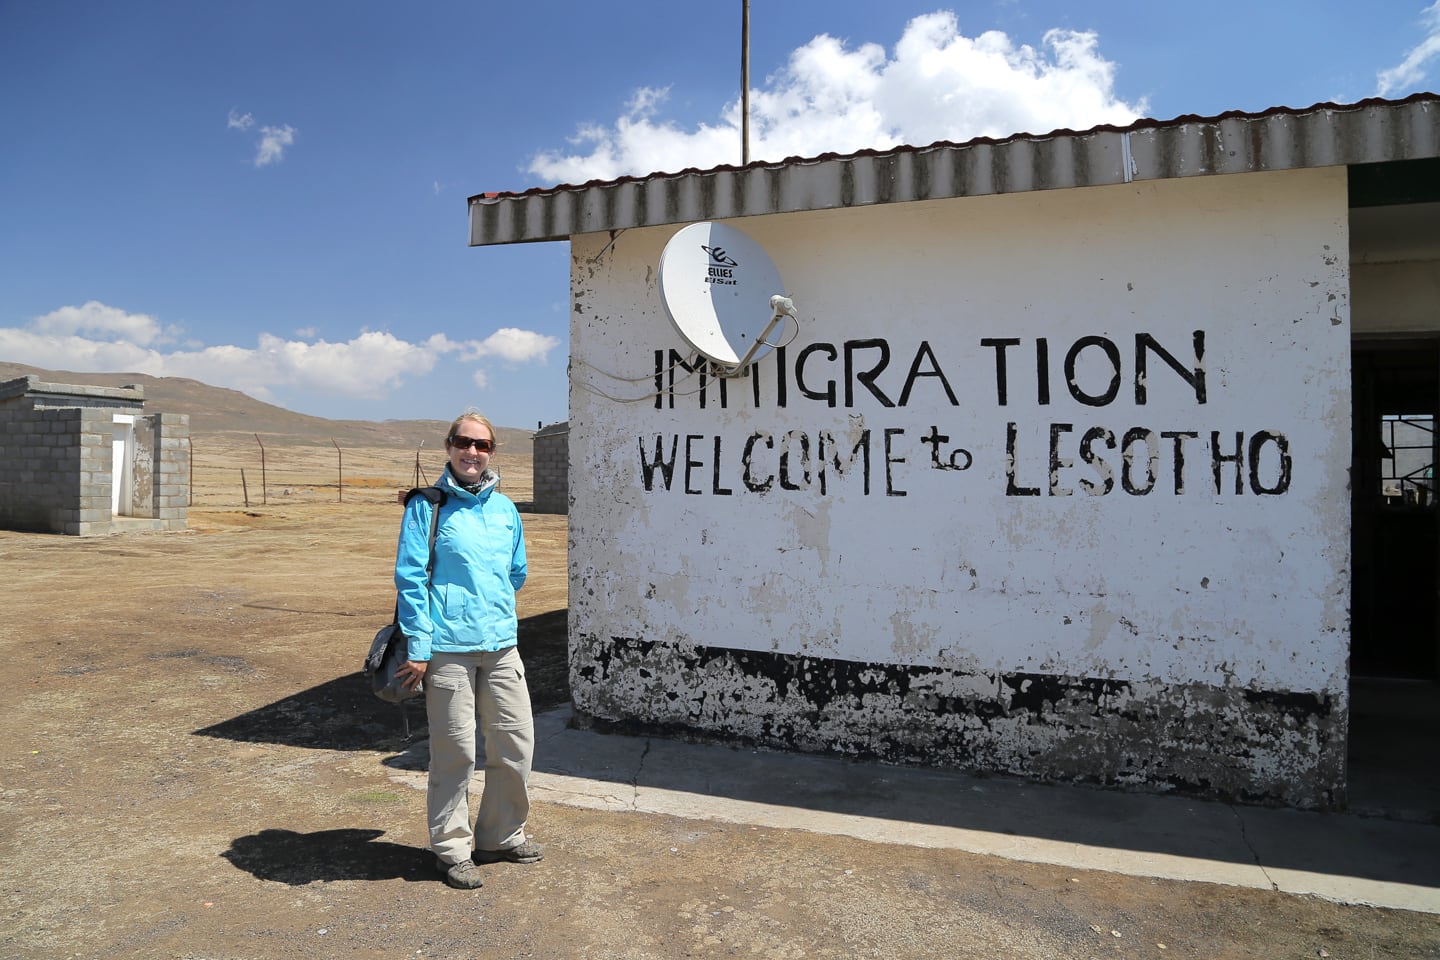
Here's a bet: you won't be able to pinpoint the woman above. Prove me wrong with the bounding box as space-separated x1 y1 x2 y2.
393 411 541 889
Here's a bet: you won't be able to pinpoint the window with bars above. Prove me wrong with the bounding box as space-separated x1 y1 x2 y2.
1380 414 1436 504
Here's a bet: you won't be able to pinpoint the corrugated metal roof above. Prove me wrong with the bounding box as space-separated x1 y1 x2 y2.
469 94 1440 247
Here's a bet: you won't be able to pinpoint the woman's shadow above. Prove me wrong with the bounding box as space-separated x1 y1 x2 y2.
222 828 430 884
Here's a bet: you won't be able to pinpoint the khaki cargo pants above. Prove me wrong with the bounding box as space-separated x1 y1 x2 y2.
424 646 533 865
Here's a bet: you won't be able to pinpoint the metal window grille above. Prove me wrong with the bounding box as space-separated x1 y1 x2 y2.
1380 414 1435 503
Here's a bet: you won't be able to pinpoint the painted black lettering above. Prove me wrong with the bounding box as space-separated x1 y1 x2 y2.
845 339 895 408
1036 337 1051 406
795 343 838 406
1212 430 1245 495
666 349 702 409
779 431 812 491
1005 422 1041 496
683 434 705 494
696 365 731 410
1065 336 1122 406
1248 431 1292 495
1161 431 1198 495
884 428 907 496
775 344 787 408
1049 423 1074 496
1121 428 1158 495
639 435 679 491
981 338 1020 406
712 437 732 495
921 425 948 469
897 341 958 407
817 427 871 495
1079 426 1116 496
741 432 774 493
1136 331 1206 405
920 425 971 471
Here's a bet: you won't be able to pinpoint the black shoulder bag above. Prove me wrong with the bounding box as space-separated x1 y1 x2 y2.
364 486 447 704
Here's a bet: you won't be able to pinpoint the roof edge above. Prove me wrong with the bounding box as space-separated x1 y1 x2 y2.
0 376 146 404
469 93 1440 246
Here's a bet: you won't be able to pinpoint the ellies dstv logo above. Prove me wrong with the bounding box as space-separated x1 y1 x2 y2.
702 244 739 286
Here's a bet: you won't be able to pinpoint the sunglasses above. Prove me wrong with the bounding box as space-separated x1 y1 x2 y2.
448 436 494 452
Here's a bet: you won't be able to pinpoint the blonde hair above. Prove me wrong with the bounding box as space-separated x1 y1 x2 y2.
446 411 497 450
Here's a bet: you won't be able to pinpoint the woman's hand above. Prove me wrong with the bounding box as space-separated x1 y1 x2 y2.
396 659 428 691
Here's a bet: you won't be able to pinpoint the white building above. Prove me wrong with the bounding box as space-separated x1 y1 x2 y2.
470 95 1440 809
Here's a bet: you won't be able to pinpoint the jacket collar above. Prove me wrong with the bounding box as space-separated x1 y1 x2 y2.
441 465 500 500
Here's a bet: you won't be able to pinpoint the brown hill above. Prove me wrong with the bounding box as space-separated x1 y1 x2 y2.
0 362 536 452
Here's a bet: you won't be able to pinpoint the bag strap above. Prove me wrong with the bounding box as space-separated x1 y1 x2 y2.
405 486 448 578
390 486 450 735
394 486 448 621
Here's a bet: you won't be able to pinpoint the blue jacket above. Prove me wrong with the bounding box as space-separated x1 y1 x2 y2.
394 466 527 661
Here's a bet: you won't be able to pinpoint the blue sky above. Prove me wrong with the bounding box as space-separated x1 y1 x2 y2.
2 2 1438 431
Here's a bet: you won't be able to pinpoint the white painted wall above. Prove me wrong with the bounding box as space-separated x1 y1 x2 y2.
570 167 1351 715
111 415 135 517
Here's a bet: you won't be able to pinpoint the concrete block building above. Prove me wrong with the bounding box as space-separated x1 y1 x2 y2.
532 420 570 513
469 95 1440 809
0 376 190 536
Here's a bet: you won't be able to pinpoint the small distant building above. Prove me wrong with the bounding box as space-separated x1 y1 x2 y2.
532 420 570 514
0 376 190 536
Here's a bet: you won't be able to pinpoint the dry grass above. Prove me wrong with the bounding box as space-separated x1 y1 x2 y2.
189 430 536 509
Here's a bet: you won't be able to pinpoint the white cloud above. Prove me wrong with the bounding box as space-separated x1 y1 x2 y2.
255 124 297 166
466 327 562 363
1377 1 1440 97
29 301 173 347
421 332 463 353
253 330 429 393
228 109 297 167
0 301 559 403
528 11 1147 183
0 328 163 375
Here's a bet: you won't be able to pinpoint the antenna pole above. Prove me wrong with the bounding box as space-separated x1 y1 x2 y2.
741 0 750 165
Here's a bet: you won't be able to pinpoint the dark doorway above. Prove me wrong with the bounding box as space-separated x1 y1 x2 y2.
1351 339 1440 680
1349 339 1440 822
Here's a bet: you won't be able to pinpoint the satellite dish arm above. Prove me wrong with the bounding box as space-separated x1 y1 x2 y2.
721 295 798 376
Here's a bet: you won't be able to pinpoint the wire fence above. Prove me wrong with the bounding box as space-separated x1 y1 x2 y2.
187 437 535 509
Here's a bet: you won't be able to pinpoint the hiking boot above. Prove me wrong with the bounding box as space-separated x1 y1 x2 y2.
437 856 484 889
473 839 544 864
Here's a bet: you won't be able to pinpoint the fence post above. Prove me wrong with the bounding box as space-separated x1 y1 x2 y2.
254 434 267 505
241 468 249 508
333 438 343 503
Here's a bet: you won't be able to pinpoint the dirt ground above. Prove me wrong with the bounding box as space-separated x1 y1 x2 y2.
3 434 1439 959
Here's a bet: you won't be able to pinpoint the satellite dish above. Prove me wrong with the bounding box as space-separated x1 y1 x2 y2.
658 221 792 375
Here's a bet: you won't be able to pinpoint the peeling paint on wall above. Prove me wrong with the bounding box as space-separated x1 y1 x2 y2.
572 635 1347 808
